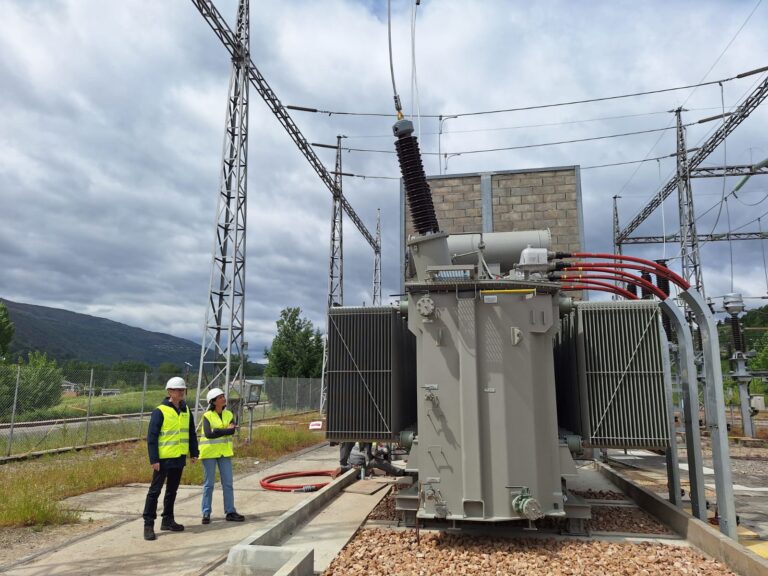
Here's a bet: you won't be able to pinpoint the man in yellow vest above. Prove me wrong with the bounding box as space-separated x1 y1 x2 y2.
199 387 245 524
142 377 199 541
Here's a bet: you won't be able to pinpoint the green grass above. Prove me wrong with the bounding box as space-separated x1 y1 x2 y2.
0 415 324 527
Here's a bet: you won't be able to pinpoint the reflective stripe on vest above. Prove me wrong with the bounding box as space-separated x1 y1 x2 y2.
157 404 190 459
199 409 234 459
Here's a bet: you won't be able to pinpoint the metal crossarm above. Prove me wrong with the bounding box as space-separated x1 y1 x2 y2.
690 164 768 178
622 231 768 244
190 0 379 253
617 74 768 244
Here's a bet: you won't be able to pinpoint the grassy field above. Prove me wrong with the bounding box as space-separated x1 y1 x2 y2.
0 414 323 527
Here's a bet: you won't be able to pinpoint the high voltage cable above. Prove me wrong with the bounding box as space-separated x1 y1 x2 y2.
332 123 690 157
286 67 766 119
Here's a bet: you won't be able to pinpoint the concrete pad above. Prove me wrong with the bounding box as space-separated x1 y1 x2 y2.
4 444 341 576
282 488 391 573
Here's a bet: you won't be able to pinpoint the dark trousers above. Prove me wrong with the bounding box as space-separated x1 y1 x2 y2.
142 466 183 525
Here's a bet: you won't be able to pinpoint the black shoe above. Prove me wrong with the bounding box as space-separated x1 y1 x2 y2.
202 515 210 525
160 519 185 532
143 526 156 541
226 512 245 522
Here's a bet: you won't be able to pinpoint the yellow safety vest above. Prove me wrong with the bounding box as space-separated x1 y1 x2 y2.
157 404 190 459
199 409 235 459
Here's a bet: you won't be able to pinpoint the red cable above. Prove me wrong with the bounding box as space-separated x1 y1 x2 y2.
571 252 689 289
260 470 336 492
565 261 668 278
560 279 638 300
560 269 667 299
561 284 637 300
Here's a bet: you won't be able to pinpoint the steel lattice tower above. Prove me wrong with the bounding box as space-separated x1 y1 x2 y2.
372 208 381 306
327 135 345 309
196 0 250 418
674 108 705 296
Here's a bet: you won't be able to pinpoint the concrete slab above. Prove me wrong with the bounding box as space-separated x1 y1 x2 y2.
281 488 391 573
3 444 341 576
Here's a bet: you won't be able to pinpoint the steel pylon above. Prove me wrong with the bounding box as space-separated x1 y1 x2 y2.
196 0 250 419
373 209 382 306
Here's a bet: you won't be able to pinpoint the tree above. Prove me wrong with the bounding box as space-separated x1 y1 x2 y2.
264 307 323 378
0 352 64 415
159 362 182 377
0 302 14 361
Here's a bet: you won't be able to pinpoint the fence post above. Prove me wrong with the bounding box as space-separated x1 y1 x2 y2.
6 365 21 457
309 379 312 412
84 368 94 445
138 371 148 438
281 377 285 417
295 377 299 414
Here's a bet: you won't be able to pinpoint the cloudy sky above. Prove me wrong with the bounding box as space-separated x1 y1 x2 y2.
1 0 767 360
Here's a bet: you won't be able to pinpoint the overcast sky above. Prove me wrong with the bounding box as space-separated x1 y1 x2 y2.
1 0 767 361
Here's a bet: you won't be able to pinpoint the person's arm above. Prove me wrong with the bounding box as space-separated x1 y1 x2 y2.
147 409 163 466
203 416 236 438
188 411 199 459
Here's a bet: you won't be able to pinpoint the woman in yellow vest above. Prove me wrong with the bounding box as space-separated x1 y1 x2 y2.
200 388 245 524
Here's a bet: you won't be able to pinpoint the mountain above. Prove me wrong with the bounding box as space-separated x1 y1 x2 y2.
1 298 200 367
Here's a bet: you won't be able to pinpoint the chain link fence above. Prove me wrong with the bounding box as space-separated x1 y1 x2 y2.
0 365 321 458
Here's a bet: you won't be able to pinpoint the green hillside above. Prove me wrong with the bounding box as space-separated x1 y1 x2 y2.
2 298 200 367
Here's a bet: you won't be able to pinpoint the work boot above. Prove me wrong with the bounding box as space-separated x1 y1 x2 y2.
160 519 185 532
226 512 245 522
143 525 156 541
202 515 210 525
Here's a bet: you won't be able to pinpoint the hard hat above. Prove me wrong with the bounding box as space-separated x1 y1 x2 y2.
206 388 225 403
166 377 187 390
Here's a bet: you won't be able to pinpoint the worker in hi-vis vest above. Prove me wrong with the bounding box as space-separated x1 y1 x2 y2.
199 387 245 524
142 377 199 541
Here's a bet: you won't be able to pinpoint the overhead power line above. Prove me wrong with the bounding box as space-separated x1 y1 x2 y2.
286 66 768 119
329 123 691 157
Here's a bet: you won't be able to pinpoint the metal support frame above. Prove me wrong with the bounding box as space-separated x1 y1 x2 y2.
680 289 737 539
373 209 382 306
328 135 344 309
621 230 768 244
674 108 705 295
612 195 622 255
196 0 250 417
190 0 379 253
659 325 681 507
690 164 768 178
618 74 768 244
659 298 707 520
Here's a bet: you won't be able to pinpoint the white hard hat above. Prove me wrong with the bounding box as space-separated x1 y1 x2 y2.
166 377 187 390
206 388 225 403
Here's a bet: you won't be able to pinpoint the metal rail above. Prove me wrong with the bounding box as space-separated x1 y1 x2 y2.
190 0 379 252
617 74 768 244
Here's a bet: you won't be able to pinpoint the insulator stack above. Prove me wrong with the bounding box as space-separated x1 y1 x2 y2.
654 260 672 339
393 120 440 235
626 282 638 297
640 271 653 299
727 315 745 352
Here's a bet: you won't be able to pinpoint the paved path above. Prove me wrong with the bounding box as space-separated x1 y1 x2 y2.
3 444 351 576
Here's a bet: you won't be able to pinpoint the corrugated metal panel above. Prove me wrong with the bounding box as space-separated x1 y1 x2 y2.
326 307 416 441
575 301 669 449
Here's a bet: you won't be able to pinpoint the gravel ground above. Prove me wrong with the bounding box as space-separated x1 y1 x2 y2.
571 489 628 501
368 488 397 521
589 506 674 535
323 529 733 576
0 518 116 569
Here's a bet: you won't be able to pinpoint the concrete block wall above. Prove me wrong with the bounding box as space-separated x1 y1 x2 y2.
403 166 583 255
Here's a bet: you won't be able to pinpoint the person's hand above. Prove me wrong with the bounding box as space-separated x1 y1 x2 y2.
151 462 160 472
227 423 237 429
191 457 198 463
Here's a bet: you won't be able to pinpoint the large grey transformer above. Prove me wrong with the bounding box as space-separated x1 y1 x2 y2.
406 276 566 521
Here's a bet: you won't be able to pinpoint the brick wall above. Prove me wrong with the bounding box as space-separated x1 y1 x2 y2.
403 166 583 255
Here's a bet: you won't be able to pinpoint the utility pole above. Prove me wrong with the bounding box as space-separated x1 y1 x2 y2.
327 135 345 309
196 0 249 418
674 107 705 296
373 208 382 306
